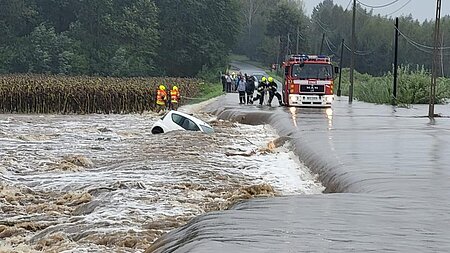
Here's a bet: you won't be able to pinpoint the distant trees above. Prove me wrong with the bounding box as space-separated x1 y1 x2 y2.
0 0 241 77
266 1 309 61
234 0 308 65
2 0 449 77
154 0 240 77
234 0 450 77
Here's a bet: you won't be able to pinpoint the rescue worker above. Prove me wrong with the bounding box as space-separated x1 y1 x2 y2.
267 77 283 106
170 86 181 110
156 85 167 113
245 75 255 104
253 76 267 105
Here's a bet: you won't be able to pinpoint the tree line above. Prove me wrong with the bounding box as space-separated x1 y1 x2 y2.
234 0 450 77
0 0 240 77
2 0 449 78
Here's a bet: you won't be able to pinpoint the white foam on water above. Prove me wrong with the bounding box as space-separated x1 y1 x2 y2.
220 123 324 195
0 109 323 252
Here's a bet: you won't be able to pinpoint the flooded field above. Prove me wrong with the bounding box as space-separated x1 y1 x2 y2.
0 110 323 252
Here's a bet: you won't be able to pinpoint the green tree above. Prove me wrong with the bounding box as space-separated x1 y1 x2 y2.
155 0 241 77
266 1 308 61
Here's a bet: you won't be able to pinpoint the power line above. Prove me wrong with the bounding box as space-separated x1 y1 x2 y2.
395 27 450 50
397 28 450 56
386 0 412 16
343 42 374 56
325 36 339 55
345 0 353 11
325 36 338 49
356 0 401 9
344 45 372 56
312 17 330 33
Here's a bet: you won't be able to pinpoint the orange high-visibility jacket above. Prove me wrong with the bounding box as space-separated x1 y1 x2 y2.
170 90 180 103
156 89 167 105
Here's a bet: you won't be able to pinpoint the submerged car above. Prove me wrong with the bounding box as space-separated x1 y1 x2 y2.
151 111 214 134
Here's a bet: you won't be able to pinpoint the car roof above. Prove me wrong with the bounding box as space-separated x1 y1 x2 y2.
252 72 266 76
168 110 212 128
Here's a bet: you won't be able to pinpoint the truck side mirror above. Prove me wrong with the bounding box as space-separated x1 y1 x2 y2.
334 66 340 74
285 67 289 76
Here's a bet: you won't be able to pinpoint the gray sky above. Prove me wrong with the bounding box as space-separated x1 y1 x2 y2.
303 0 450 22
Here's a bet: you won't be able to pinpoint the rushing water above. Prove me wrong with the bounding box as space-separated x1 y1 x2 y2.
147 94 450 253
0 110 323 252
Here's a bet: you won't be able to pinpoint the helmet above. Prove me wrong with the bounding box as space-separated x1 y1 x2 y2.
268 77 274 82
173 86 178 91
261 77 267 82
159 85 166 90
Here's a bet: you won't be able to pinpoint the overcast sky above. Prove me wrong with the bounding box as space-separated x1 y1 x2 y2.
303 0 450 22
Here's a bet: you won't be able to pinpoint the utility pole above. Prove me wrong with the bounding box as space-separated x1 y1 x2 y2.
296 26 300 54
429 0 442 118
338 39 345 97
441 30 445 77
276 35 281 74
393 17 399 105
287 33 291 56
320 33 325 55
349 0 356 104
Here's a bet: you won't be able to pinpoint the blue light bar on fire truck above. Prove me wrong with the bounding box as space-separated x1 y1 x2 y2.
289 54 309 62
289 54 330 62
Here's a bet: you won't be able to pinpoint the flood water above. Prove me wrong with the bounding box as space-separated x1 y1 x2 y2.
0 110 323 252
148 94 450 253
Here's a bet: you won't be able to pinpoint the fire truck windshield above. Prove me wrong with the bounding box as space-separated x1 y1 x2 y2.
292 63 333 80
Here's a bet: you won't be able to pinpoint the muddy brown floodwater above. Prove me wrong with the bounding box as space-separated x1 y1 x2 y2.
0 111 323 252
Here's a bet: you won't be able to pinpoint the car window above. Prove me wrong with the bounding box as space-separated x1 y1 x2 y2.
171 113 184 126
171 112 201 132
181 118 200 131
254 75 263 80
200 125 214 134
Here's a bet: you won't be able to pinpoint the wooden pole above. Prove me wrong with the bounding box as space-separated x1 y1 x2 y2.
349 0 356 104
393 17 399 105
429 0 442 118
338 39 345 97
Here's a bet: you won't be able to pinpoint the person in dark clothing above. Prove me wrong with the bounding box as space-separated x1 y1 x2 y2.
221 74 226 92
253 76 267 105
245 76 256 104
267 77 283 106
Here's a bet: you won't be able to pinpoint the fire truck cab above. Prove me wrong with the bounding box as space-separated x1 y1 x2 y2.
282 54 338 107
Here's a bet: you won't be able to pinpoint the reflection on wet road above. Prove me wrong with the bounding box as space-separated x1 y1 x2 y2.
0 112 323 252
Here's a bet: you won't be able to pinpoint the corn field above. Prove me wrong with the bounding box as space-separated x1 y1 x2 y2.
0 74 202 114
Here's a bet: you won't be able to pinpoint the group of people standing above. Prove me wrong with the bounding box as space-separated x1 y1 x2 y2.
155 85 181 112
221 73 283 106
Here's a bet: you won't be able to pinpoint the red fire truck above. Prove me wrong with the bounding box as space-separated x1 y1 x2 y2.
282 54 338 107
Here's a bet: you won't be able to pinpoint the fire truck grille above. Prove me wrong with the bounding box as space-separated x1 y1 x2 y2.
300 84 325 93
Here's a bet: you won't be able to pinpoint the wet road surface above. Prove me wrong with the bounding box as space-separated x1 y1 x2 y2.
148 94 450 252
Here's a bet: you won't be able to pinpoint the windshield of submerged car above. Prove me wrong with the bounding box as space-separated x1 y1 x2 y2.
200 125 214 134
161 112 169 120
